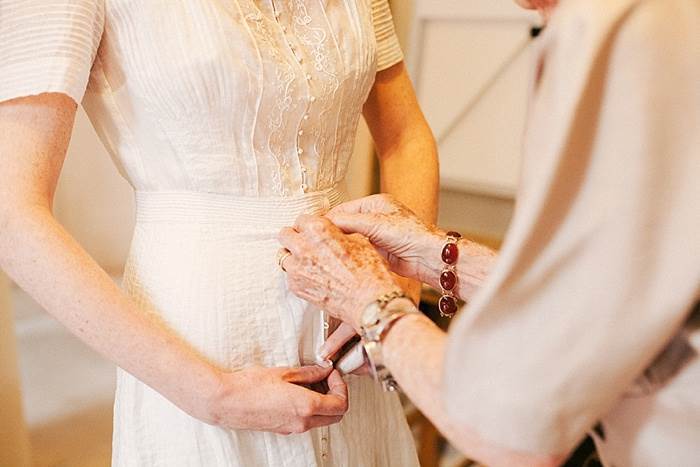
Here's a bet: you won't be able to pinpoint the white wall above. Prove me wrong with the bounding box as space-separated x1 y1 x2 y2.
54 109 135 274
390 0 539 240
0 272 31 467
404 0 538 198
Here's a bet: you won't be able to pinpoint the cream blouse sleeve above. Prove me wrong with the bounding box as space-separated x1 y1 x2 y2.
0 0 104 104
371 0 404 71
443 0 700 457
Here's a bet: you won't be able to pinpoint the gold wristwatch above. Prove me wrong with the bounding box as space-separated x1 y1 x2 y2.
359 290 417 392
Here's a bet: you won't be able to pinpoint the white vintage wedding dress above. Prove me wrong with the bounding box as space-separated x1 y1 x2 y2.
0 1 419 465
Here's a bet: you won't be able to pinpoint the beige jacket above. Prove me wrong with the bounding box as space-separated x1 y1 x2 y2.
444 0 700 465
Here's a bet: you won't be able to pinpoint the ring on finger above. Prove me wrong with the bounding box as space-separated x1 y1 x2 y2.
277 248 292 272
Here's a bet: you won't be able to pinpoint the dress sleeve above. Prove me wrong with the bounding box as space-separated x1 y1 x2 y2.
442 0 700 457
0 0 104 104
371 0 403 71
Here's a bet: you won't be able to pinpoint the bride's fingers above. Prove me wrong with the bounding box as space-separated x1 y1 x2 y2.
319 322 357 360
326 369 348 403
283 364 333 385
293 415 344 433
313 370 348 416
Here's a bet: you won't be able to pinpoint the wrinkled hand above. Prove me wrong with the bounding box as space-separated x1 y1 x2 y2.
278 214 400 331
326 194 441 284
208 364 348 434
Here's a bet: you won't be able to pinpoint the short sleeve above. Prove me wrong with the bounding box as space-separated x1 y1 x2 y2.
371 0 403 71
0 0 104 104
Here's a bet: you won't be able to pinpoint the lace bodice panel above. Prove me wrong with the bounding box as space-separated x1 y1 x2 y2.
30 0 400 197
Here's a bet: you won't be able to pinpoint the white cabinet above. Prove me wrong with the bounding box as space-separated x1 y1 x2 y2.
406 0 540 198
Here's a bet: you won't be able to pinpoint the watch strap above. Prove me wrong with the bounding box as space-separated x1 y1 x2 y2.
359 290 417 392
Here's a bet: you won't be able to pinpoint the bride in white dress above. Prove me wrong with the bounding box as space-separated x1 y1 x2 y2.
0 0 439 466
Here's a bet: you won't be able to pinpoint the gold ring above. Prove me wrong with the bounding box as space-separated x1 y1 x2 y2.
277 248 292 272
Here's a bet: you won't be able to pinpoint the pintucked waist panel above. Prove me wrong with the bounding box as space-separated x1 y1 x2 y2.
124 184 348 369
134 182 346 231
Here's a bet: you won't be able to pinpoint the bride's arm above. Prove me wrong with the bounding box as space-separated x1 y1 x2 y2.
363 62 439 301
0 93 347 434
0 93 221 419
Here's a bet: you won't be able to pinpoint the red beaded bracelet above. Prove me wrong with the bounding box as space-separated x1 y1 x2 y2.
438 231 461 318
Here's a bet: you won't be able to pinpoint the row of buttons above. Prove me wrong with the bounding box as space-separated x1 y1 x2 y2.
274 7 329 461
273 4 315 193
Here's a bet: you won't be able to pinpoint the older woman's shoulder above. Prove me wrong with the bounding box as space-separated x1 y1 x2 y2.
613 0 699 45
555 0 698 32
604 0 699 63
550 0 697 60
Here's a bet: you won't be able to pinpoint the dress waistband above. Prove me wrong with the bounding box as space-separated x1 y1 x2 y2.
134 183 347 228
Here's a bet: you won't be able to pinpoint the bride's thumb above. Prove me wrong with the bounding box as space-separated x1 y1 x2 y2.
284 362 334 384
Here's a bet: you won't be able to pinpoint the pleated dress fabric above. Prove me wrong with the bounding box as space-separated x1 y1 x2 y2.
0 1 419 466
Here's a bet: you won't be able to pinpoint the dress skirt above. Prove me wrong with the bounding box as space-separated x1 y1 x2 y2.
112 184 419 467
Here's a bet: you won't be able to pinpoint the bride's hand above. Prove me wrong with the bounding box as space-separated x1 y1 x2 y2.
206 364 348 434
326 194 442 285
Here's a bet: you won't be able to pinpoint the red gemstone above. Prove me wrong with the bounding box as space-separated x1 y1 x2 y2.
442 243 458 264
446 231 462 239
440 270 456 291
439 295 458 317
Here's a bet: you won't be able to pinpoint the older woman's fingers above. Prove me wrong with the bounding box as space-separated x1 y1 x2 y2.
327 197 371 215
319 322 357 360
278 227 304 255
330 194 397 215
336 343 366 375
348 232 373 244
326 211 380 238
294 214 334 234
280 254 302 278
350 361 371 377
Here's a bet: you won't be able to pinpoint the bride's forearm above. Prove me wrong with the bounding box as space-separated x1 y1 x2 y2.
0 205 221 422
365 63 439 304
377 131 438 304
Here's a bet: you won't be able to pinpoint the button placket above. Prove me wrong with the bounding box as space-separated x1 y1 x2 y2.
319 309 331 465
269 2 328 461
320 428 330 463
271 1 316 194
297 70 314 193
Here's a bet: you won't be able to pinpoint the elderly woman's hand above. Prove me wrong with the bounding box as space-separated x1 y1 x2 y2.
325 194 443 285
278 214 401 331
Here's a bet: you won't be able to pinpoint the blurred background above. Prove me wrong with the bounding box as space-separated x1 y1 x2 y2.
0 1 544 465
